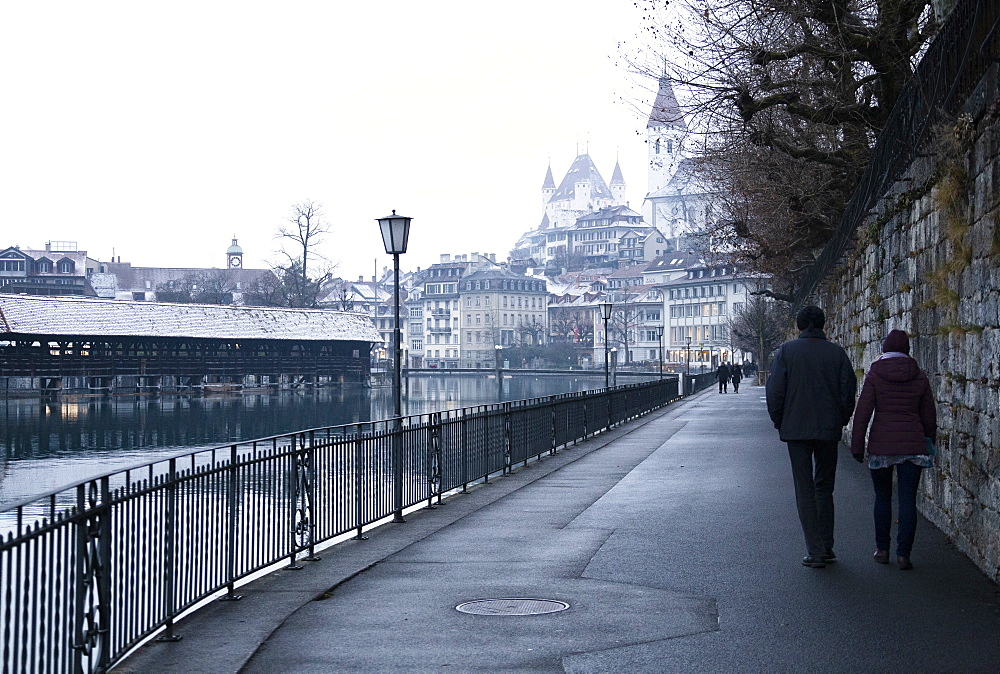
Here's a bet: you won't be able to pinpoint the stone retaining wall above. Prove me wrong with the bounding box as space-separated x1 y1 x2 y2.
821 66 1000 582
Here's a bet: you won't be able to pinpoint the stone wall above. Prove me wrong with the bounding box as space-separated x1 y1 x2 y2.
821 66 1000 582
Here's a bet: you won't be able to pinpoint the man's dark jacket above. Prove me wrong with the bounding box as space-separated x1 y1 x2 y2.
717 364 730 381
765 328 857 442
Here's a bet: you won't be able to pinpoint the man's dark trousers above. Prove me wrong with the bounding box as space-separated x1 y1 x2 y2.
787 440 838 557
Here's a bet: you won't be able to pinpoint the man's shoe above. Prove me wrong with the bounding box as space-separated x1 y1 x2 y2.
873 549 889 564
802 556 826 568
820 550 837 564
897 556 913 570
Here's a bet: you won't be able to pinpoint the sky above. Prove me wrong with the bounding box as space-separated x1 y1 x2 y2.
1 1 662 283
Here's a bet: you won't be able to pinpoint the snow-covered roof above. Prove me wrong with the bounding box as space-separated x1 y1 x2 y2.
0 295 380 343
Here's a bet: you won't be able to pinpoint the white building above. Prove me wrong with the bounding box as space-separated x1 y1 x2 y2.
659 263 756 371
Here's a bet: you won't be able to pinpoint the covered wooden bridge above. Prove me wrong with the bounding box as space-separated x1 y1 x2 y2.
0 295 381 394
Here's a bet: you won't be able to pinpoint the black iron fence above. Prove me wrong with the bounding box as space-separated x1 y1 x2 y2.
794 0 1000 306
0 378 680 673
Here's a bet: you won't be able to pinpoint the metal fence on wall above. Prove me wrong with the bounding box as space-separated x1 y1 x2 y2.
0 378 680 673
795 0 1000 307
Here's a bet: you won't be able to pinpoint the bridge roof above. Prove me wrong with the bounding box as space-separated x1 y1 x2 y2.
0 295 381 343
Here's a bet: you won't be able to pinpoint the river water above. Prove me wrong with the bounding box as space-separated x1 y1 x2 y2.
0 372 657 508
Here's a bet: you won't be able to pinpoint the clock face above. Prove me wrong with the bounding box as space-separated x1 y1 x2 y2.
229 256 242 268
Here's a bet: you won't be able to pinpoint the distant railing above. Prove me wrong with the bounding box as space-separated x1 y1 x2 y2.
795 0 1000 306
0 378 680 673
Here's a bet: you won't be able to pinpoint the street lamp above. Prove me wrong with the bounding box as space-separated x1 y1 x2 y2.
494 344 503 401
376 210 411 524
599 301 613 388
685 335 692 376
655 325 664 380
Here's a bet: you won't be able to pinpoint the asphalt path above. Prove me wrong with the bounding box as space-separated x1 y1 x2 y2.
119 383 1000 673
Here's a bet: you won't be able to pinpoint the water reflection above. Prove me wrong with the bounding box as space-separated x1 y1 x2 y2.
1 373 626 507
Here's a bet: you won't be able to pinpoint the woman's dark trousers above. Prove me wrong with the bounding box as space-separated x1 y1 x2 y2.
870 461 923 557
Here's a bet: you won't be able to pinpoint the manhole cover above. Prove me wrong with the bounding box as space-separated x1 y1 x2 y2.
455 598 569 616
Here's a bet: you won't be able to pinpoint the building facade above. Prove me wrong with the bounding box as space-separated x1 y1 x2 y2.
0 242 98 296
459 267 548 368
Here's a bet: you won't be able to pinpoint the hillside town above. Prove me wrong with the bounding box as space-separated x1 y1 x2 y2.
0 80 761 373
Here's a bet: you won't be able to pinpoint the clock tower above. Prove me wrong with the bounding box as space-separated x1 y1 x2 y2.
227 237 243 268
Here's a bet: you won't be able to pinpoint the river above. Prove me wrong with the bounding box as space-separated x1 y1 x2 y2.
0 372 659 508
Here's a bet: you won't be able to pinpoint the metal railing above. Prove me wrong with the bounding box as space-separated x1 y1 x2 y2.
0 378 680 673
794 0 1000 306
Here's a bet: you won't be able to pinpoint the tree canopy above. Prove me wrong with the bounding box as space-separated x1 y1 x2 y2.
627 0 940 296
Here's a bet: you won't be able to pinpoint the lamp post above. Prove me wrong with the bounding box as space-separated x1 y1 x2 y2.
656 325 664 380
494 344 503 402
376 210 411 524
599 301 613 388
685 336 692 376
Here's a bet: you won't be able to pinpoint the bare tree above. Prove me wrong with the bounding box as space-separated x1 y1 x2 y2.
609 289 641 364
273 200 336 307
625 0 940 293
728 290 789 370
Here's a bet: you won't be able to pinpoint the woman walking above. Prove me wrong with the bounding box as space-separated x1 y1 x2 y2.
851 329 936 570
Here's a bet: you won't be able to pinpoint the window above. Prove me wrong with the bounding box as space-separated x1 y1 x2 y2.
412 340 423 350
0 259 25 272
57 259 75 273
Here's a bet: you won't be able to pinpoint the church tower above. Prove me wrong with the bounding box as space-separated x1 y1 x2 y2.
643 78 687 225
227 237 243 268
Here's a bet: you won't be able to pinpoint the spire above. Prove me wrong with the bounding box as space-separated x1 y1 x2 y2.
647 77 686 130
542 163 556 189
610 159 625 185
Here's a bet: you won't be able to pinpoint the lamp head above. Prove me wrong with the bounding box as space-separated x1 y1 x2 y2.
376 210 412 254
598 301 613 321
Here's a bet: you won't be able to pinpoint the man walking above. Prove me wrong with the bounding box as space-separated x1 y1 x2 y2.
766 306 857 568
731 362 743 393
717 361 731 393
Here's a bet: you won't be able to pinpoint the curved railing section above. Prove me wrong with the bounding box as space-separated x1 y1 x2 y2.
0 378 682 673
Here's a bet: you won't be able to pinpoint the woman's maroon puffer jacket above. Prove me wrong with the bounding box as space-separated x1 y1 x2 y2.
850 355 937 456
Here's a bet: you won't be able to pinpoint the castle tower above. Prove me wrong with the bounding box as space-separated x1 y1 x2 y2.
643 78 687 226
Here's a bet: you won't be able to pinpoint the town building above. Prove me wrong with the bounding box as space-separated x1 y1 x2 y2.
658 263 754 371
91 238 276 305
405 254 481 369
0 241 99 296
459 266 548 368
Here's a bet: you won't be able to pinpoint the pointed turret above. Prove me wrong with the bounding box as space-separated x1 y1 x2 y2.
610 159 626 205
542 163 556 189
542 162 556 208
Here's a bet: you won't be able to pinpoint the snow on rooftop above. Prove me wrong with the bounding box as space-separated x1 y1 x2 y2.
0 295 380 343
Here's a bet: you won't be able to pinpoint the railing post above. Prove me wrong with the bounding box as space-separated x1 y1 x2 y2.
155 459 181 642
221 444 242 601
502 403 512 475
550 397 557 455
461 415 469 493
428 413 442 507
97 476 111 673
305 430 320 561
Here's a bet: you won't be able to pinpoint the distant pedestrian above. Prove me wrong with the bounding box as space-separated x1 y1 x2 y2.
731 362 743 393
766 306 857 568
850 329 936 571
717 362 730 393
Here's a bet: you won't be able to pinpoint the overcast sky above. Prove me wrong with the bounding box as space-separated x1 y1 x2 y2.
2 1 662 283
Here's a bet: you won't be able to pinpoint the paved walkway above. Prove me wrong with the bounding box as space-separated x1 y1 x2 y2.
118 382 1000 673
